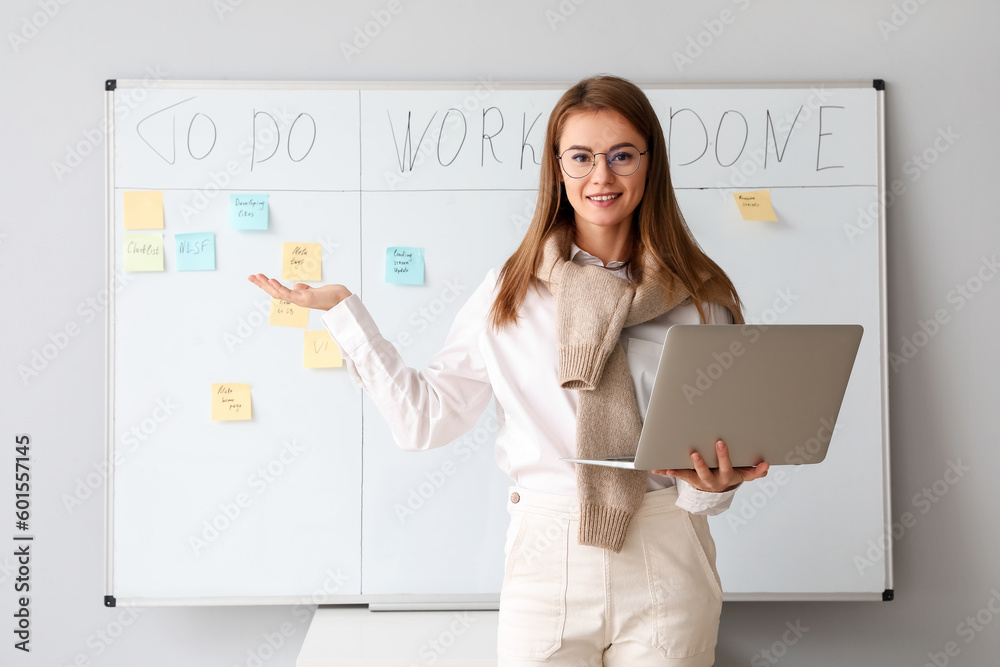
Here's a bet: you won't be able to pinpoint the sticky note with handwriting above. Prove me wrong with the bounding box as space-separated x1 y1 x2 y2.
229 194 269 230
733 190 778 222
123 233 164 272
123 190 164 230
175 232 216 271
211 383 252 421
386 247 424 285
282 242 322 281
304 330 344 368
269 298 310 328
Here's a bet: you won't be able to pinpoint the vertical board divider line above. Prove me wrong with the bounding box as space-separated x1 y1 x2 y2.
357 88 364 596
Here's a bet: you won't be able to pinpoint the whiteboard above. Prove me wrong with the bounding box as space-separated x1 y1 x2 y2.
104 80 890 606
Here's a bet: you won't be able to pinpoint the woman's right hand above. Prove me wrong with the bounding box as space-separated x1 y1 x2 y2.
247 273 352 311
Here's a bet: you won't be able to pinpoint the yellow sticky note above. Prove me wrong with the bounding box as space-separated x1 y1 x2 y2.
211 383 252 421
304 330 343 368
123 233 164 272
282 243 322 281
733 190 778 222
269 298 310 328
123 190 164 229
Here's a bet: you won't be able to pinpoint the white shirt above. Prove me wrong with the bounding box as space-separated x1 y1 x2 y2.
322 246 740 515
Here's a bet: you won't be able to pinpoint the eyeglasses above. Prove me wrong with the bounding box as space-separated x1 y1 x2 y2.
556 147 648 179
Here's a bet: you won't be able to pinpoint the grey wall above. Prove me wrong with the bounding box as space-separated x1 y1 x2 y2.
2 0 997 665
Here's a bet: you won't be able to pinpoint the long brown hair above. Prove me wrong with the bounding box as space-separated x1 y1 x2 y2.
488 74 743 329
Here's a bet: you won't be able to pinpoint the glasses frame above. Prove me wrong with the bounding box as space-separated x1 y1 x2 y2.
555 147 649 179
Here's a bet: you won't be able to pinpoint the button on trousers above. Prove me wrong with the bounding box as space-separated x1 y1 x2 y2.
497 485 723 666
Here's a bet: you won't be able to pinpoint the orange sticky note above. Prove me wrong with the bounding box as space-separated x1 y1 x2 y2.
123 190 164 229
211 383 252 421
304 330 343 368
269 298 310 328
733 190 778 222
282 242 322 282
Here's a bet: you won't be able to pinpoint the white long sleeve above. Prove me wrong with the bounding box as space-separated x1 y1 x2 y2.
322 257 739 516
321 277 496 452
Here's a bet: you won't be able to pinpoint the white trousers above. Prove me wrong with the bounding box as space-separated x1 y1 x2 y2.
497 485 723 666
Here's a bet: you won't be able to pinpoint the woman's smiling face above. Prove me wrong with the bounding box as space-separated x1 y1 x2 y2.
557 109 649 238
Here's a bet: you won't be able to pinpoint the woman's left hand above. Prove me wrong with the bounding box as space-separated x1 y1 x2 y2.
652 439 770 493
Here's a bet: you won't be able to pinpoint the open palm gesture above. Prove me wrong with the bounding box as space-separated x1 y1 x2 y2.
247 273 352 311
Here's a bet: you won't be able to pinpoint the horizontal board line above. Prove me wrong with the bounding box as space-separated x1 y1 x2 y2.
114 184 876 193
677 183 876 190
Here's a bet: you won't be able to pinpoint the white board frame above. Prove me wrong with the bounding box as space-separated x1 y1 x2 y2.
104 79 891 607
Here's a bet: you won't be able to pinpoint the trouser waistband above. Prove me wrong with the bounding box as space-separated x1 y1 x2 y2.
506 484 681 519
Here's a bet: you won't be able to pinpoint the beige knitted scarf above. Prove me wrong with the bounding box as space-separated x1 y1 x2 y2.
536 227 743 552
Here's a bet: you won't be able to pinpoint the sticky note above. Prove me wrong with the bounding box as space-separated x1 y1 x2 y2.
733 190 778 222
123 233 164 272
386 247 424 285
123 190 164 230
175 232 216 271
282 242 322 281
269 298 310 328
304 330 344 368
229 194 269 230
212 383 252 421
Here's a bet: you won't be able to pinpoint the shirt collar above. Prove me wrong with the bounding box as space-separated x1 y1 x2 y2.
569 244 628 271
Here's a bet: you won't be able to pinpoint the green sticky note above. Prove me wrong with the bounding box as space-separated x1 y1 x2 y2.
124 233 164 272
386 247 424 285
176 232 216 271
229 194 269 230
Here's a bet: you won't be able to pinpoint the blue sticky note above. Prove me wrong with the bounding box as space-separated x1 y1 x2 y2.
175 232 216 271
229 194 269 230
385 247 425 285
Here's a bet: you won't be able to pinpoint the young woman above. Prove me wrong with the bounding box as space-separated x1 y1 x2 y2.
249 75 769 666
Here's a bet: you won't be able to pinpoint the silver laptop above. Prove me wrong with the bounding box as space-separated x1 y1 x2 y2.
562 324 863 470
